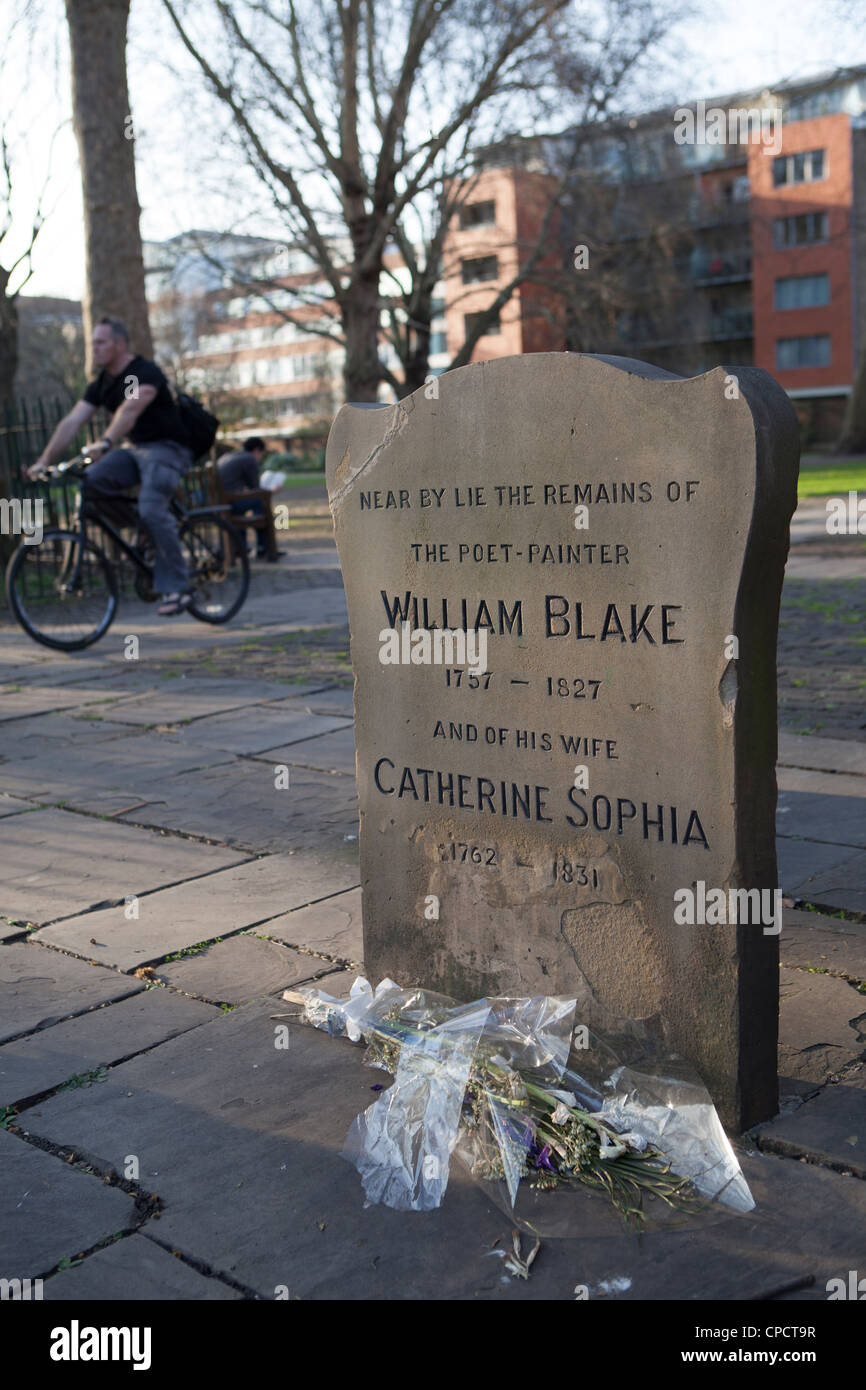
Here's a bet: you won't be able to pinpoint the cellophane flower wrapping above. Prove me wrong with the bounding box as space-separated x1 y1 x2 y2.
286 976 754 1226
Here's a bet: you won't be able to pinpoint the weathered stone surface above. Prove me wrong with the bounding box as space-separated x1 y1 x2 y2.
266 887 363 962
42 1232 244 1300
154 935 336 1002
777 768 866 848
267 725 357 775
0 808 245 924
35 851 360 970
780 907 866 982
0 795 32 818
757 1080 866 1177
0 942 143 1044
17 1003 866 1301
778 966 866 1085
0 1126 136 1277
327 354 800 1129
0 989 218 1105
115 761 360 854
779 732 866 777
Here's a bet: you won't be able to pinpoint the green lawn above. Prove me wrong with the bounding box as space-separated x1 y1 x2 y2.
798 462 866 497
275 471 327 489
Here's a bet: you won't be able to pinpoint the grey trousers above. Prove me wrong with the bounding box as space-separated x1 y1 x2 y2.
84 440 194 595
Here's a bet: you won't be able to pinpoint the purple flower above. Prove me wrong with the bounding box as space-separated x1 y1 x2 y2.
535 1144 555 1171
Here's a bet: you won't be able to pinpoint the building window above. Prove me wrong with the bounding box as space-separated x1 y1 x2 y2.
774 273 830 310
459 200 495 229
430 298 445 317
776 334 831 369
772 149 826 185
429 331 447 354
465 309 500 337
461 255 498 285
772 211 829 248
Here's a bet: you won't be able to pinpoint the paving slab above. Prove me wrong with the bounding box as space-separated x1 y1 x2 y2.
0 942 144 1044
0 711 144 759
0 737 233 810
303 689 355 719
757 1079 866 1178
99 679 321 726
780 907 866 982
0 989 218 1106
0 1127 137 1279
265 887 363 962
16 1002 866 1300
0 685 137 721
0 657 112 687
778 837 866 913
0 808 246 924
266 725 356 775
779 731 866 777
154 936 338 1004
777 769 866 848
42 1231 244 1300
35 851 359 970
778 966 866 1086
160 705 352 756
0 794 34 818
115 761 360 853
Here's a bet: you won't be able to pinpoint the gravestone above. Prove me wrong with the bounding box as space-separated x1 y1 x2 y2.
326 354 799 1130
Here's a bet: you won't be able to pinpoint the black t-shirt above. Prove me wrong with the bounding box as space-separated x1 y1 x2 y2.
83 355 189 447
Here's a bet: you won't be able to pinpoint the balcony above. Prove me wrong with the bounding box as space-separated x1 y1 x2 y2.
690 249 752 285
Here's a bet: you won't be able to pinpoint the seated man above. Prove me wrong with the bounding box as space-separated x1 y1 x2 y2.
28 315 195 616
217 436 272 559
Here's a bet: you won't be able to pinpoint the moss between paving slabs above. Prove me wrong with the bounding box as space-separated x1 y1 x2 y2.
778 577 866 741
147 625 353 687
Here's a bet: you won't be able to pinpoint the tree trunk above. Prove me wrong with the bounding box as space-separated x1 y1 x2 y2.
65 0 153 374
836 349 866 453
0 265 18 407
341 268 382 403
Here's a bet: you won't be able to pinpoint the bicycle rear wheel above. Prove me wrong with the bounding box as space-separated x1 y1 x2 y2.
5 529 118 651
181 514 249 623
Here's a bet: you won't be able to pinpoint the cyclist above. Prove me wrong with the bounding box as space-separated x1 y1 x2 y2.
27 315 195 616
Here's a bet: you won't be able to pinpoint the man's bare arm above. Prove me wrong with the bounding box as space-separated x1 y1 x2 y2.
28 400 96 477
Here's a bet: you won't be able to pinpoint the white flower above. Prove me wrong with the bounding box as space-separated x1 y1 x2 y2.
551 1101 572 1126
597 1131 627 1161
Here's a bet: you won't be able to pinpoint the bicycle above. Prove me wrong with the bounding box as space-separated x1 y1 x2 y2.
5 452 250 651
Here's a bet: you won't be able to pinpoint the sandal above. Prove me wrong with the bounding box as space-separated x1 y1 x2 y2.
157 591 194 616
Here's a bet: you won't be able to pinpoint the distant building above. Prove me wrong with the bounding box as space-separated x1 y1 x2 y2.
144 231 449 439
444 65 866 440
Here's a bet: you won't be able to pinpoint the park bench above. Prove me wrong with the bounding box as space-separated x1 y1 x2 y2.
207 461 279 561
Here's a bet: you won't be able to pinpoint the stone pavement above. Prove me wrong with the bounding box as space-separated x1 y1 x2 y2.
1 508 865 1301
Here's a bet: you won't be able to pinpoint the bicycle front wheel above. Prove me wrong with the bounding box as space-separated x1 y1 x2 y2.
5 529 118 651
181 514 249 624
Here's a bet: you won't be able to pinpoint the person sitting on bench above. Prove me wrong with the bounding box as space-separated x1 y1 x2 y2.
217 436 272 558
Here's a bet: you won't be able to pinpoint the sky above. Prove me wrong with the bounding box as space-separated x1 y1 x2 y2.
3 0 864 302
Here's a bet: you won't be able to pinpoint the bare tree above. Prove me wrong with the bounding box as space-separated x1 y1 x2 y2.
65 0 153 370
159 0 600 401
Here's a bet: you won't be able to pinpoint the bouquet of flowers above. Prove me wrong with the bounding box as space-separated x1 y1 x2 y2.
283 976 753 1231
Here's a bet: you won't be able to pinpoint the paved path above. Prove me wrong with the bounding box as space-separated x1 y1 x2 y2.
1 506 865 1301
